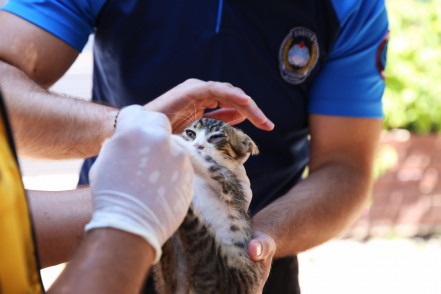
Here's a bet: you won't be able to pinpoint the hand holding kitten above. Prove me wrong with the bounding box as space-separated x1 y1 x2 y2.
249 231 276 293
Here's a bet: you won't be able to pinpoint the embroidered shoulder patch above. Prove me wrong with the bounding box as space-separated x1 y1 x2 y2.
377 31 389 80
279 27 320 85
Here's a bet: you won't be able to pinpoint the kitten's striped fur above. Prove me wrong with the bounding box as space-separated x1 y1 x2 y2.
153 118 262 294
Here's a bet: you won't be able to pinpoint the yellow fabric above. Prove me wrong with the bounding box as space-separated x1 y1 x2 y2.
0 112 43 293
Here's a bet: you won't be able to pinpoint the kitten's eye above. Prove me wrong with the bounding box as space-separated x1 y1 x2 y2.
185 129 196 140
208 134 226 144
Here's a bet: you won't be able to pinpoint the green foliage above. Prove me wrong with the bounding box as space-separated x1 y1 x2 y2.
373 143 398 179
383 0 441 133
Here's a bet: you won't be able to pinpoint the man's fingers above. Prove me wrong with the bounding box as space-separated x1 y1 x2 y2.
151 79 275 131
207 82 274 131
235 98 274 131
248 231 275 292
248 232 276 262
117 105 172 134
248 239 264 261
207 81 252 105
211 92 274 131
203 108 246 125
181 79 274 130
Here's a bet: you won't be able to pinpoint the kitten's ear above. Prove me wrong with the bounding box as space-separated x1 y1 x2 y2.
226 127 259 164
242 134 259 156
239 135 259 164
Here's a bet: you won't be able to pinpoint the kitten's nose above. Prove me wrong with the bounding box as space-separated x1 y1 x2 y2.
193 143 204 150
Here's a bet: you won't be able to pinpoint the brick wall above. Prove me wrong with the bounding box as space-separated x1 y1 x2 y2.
346 131 441 239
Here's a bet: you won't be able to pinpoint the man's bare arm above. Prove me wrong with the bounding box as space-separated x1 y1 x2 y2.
0 11 117 159
47 228 155 294
0 61 118 159
27 189 93 268
252 115 382 257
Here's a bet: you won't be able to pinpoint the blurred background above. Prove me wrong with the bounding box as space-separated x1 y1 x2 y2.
10 0 441 292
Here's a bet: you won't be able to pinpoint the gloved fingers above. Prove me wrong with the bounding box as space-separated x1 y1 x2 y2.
116 105 172 134
91 106 173 181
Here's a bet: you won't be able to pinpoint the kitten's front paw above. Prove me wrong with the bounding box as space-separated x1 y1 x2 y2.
171 134 189 151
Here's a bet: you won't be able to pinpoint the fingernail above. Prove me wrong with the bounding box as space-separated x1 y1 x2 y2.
267 119 275 129
256 242 262 257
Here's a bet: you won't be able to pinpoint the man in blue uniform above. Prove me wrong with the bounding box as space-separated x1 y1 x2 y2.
0 0 388 292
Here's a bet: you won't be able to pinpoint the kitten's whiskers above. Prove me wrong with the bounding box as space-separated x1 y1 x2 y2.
192 100 198 123
165 112 195 126
227 117 246 126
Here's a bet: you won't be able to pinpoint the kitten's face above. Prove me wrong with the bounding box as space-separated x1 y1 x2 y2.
181 118 258 163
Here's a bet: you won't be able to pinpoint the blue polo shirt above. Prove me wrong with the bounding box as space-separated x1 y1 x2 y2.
2 0 388 214
2 1 388 293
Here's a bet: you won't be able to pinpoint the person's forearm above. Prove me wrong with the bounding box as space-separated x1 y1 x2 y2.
47 228 155 294
28 189 93 268
252 163 373 258
0 60 117 159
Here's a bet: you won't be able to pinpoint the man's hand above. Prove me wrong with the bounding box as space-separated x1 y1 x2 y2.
144 79 274 133
248 231 276 293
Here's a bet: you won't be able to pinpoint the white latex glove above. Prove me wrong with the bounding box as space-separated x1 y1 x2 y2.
85 105 194 263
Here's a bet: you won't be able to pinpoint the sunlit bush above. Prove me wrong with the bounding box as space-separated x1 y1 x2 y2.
383 0 441 133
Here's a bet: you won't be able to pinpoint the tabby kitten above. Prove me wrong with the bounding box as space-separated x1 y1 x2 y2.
153 118 262 294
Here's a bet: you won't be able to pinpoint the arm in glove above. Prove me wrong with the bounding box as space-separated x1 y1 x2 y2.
85 105 194 263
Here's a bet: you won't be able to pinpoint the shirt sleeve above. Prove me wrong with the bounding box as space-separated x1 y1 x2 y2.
1 0 107 52
309 0 389 118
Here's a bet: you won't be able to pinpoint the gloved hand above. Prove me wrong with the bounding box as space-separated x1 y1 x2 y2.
85 105 194 263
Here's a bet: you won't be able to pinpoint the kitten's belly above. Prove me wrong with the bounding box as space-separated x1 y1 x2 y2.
192 176 233 244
